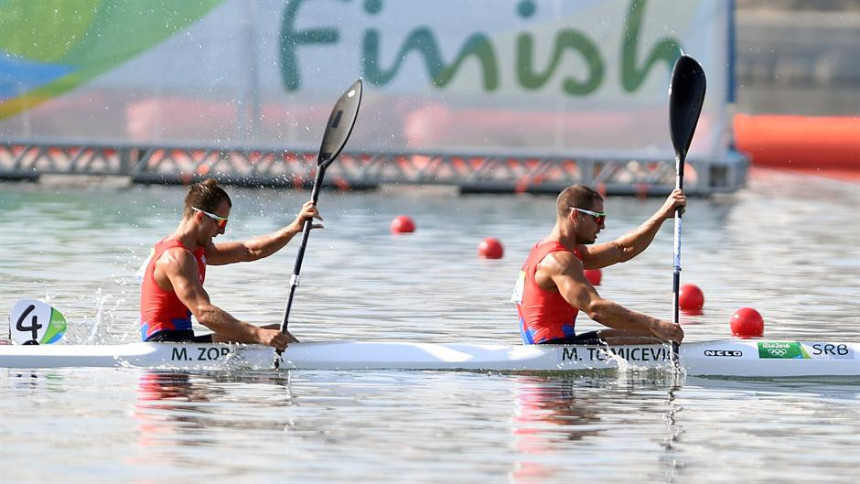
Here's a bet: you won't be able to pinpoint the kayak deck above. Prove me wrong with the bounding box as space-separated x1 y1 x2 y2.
0 340 857 378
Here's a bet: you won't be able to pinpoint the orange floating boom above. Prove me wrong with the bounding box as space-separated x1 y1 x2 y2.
734 114 860 180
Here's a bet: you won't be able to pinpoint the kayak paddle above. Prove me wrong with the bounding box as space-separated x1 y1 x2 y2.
668 54 706 364
276 79 363 366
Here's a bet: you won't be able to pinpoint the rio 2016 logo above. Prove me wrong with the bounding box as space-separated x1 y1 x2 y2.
758 342 808 360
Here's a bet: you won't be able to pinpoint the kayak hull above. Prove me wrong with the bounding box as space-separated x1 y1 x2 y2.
1 340 857 378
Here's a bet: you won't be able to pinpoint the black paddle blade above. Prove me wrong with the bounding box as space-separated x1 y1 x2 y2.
318 79 363 167
669 55 706 161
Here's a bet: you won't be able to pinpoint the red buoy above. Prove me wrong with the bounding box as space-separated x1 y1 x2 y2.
478 237 504 259
730 307 765 338
584 269 602 286
679 284 705 311
390 215 415 234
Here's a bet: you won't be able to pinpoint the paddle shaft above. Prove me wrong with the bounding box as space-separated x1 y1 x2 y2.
280 165 328 335
672 154 685 326
671 152 684 362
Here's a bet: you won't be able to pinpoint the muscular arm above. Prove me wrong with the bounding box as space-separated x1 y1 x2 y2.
538 251 683 343
205 224 302 266
205 200 322 266
581 189 686 269
156 248 292 349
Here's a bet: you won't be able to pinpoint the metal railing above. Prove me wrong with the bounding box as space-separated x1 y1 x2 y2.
0 141 747 195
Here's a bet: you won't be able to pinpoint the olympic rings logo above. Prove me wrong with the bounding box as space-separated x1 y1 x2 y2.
768 348 788 356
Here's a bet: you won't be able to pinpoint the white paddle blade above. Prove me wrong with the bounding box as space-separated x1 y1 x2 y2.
9 299 67 345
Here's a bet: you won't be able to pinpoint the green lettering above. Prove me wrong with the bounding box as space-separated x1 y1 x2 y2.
517 30 604 96
279 0 343 91
363 27 498 90
279 0 680 96
620 0 681 92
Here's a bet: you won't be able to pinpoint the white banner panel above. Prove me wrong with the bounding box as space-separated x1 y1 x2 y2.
0 0 732 158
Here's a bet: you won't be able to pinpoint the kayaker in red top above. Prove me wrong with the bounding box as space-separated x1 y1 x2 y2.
139 179 322 351
513 184 685 346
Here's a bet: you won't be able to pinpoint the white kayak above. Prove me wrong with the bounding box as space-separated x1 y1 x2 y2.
0 339 858 378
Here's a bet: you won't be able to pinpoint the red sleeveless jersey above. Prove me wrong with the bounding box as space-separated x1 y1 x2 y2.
513 240 582 344
139 238 206 340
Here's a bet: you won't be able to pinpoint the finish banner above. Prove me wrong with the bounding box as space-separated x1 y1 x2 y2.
0 0 732 157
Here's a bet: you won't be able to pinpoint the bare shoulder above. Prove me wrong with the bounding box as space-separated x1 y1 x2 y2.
536 249 587 293
157 246 197 274
538 250 583 276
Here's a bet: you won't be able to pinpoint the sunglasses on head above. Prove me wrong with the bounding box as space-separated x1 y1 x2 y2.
192 207 228 230
569 207 606 225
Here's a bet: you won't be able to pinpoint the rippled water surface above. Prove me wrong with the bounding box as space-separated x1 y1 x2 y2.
1 170 858 483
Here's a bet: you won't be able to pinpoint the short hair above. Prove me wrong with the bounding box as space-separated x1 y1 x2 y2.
184 179 231 216
556 184 603 218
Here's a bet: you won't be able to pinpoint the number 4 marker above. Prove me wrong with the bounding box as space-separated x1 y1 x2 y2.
9 299 67 345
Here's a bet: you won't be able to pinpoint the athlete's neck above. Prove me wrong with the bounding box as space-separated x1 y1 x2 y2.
545 224 579 251
171 217 204 251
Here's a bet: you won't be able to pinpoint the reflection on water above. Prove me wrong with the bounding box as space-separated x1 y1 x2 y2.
511 376 606 483
1 366 856 483
510 374 687 483
135 370 296 430
134 372 213 452
514 376 608 441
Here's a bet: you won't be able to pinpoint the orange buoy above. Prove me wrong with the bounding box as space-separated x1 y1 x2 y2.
730 307 764 338
390 215 415 234
679 284 705 311
478 237 504 259
584 269 602 286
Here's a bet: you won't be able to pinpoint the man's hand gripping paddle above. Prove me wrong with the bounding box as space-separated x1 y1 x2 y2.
668 55 706 366
275 79 363 367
